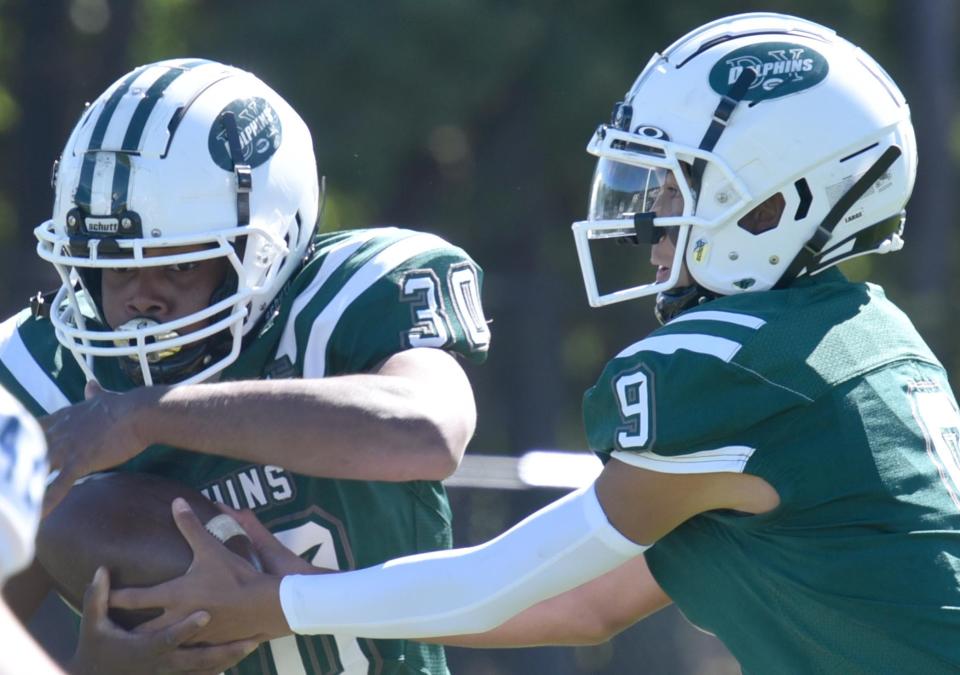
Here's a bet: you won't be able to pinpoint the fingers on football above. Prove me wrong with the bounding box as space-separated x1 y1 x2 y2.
136 607 258 673
214 501 241 515
81 566 110 626
149 610 211 647
130 608 202 636
110 581 175 612
172 497 219 554
230 508 275 547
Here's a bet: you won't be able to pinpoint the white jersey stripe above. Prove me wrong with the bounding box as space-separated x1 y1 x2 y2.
275 230 385 365
616 333 742 363
332 635 371 674
0 312 71 414
266 636 308 675
668 310 766 329
301 232 450 378
611 445 756 474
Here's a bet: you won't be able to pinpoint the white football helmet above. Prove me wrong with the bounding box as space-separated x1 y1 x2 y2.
35 58 320 385
572 12 917 309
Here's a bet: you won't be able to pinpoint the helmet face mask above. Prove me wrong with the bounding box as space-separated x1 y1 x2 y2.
572 12 917 311
35 59 320 385
573 126 751 306
41 235 250 385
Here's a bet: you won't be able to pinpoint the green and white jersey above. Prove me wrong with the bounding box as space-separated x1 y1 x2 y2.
584 269 960 674
0 227 490 675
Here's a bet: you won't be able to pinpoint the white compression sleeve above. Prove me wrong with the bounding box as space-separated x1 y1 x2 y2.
279 484 648 638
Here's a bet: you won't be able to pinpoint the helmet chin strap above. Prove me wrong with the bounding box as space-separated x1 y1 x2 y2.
654 285 716 325
115 317 231 386
119 338 214 385
218 110 252 227
690 67 756 191
775 145 903 289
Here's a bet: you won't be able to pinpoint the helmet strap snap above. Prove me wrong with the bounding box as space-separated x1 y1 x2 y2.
218 111 253 227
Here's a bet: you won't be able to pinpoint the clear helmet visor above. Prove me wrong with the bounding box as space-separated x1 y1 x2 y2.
573 158 688 306
572 124 754 307
588 159 673 221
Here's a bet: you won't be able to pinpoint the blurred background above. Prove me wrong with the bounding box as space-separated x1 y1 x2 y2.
3 0 957 673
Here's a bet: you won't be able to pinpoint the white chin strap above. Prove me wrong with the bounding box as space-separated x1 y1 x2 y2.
279 484 648 638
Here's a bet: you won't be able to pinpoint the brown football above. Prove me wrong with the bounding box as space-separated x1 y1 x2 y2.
36 471 262 628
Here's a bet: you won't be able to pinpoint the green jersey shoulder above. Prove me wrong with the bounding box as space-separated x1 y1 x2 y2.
0 307 85 417
0 226 490 410
0 226 488 675
233 226 490 383
585 270 960 672
583 269 939 471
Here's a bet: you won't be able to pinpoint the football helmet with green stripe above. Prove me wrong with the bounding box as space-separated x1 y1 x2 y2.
35 59 319 385
572 13 916 310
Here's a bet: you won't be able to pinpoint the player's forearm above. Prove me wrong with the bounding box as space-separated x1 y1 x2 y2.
425 554 671 648
129 375 467 481
423 597 611 648
278 486 647 639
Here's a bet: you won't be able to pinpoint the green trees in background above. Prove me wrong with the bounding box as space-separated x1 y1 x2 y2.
1 0 956 455
2 2 956 672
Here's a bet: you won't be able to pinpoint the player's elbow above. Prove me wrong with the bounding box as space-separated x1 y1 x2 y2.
387 353 476 480
430 447 463 481
388 411 469 481
413 420 468 480
410 402 475 481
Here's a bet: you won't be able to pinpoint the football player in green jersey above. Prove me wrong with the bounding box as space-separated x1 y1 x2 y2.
3 59 490 674
108 13 960 674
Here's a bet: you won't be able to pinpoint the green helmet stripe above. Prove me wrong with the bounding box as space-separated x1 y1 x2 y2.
109 153 131 215
110 61 210 215
119 59 212 153
73 65 149 212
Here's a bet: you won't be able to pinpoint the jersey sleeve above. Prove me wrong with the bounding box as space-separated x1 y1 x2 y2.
583 309 810 474
0 389 48 580
291 228 491 378
0 309 82 417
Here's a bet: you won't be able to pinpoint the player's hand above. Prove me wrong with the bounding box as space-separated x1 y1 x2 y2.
69 566 258 675
41 380 155 516
218 505 333 576
111 498 291 646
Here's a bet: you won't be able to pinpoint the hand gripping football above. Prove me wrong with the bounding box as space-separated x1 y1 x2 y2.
36 471 263 628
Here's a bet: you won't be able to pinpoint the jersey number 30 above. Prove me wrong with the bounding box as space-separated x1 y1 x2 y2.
401 264 490 350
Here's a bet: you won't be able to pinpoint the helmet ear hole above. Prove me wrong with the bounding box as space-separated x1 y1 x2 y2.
737 193 786 235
